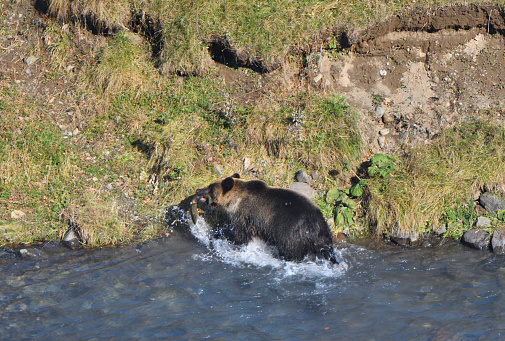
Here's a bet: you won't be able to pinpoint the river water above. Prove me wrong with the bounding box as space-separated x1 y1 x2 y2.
1 210 505 340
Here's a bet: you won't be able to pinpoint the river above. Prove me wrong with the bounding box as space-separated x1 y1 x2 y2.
1 209 504 340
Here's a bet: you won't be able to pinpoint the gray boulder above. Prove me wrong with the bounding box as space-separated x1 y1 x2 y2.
295 170 311 184
288 182 317 199
491 230 505 254
479 192 505 214
461 229 490 250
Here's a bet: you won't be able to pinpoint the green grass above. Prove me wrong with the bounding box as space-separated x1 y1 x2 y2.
364 120 505 239
3 0 505 247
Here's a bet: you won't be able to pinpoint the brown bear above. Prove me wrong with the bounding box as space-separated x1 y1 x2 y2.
193 173 338 264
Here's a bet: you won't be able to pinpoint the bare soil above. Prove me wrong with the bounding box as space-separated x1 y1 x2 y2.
218 4 505 155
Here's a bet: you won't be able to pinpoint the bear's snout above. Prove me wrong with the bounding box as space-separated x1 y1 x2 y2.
193 187 211 203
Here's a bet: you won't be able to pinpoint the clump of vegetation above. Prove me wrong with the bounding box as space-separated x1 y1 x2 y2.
364 121 505 239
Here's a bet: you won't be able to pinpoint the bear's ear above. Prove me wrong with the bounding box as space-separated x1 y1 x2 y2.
222 176 235 195
231 173 240 179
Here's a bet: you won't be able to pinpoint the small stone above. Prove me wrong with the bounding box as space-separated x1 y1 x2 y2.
313 74 322 83
378 136 386 149
379 69 387 77
139 170 148 182
382 112 395 124
92 177 98 182
374 106 385 119
295 170 311 184
379 129 390 136
11 210 25 219
18 248 46 258
475 216 491 228
288 182 317 199
243 157 252 171
72 128 79 136
25 66 34 75
432 75 440 83
62 228 80 249
25 56 38 65
310 170 320 181
213 164 224 175
105 183 113 191
462 229 490 250
433 225 446 236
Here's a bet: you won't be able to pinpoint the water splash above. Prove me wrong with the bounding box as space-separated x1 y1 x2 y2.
189 215 348 278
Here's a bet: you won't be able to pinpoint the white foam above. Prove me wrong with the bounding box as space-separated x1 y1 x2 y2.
189 217 348 278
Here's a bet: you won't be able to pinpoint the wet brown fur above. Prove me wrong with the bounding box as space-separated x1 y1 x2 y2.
195 174 337 263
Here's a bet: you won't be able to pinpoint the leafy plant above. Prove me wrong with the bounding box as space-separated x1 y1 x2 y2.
327 179 367 236
442 199 477 240
368 153 397 178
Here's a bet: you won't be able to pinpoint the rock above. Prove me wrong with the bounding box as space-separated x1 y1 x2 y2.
479 192 505 213
25 55 38 65
432 225 446 236
18 248 46 258
0 248 17 259
333 231 347 244
491 230 505 254
475 216 491 228
390 232 420 247
374 106 385 119
295 169 311 184
382 112 395 124
62 227 81 249
105 183 113 191
288 182 317 199
213 164 224 175
310 170 320 181
313 74 322 83
378 135 386 148
11 210 26 219
461 229 490 250
379 129 390 136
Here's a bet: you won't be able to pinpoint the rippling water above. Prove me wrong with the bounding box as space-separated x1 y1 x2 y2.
1 212 505 340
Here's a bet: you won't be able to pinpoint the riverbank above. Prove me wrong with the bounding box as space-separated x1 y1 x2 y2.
1 0 505 250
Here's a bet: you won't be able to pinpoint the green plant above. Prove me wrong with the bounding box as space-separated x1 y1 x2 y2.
442 199 477 240
327 179 367 237
368 153 397 178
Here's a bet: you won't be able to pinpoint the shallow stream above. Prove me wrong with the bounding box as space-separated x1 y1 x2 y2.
1 212 505 340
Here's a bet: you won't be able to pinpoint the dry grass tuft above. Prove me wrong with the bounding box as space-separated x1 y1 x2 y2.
93 31 157 95
365 120 505 238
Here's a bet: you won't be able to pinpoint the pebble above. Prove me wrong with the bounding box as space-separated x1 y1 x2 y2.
11 210 25 219
310 170 320 181
379 129 390 136
475 216 491 228
25 56 38 65
382 112 395 124
374 106 385 119
378 135 386 148
213 164 223 175
105 183 113 191
295 169 311 184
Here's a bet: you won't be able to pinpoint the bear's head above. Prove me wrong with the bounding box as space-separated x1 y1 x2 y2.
194 173 241 207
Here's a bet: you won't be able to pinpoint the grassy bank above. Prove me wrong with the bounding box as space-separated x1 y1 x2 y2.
1 0 505 247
